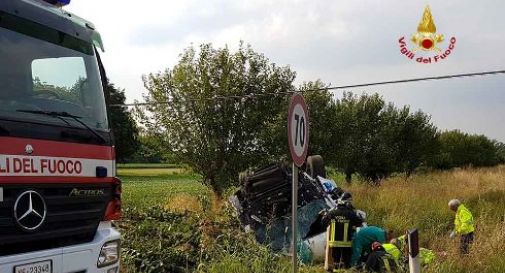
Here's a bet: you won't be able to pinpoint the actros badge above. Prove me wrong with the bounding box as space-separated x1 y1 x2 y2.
14 190 47 232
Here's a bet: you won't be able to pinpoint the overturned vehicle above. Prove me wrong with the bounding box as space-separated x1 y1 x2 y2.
229 156 366 262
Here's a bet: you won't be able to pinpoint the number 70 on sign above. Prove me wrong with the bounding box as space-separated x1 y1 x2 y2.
288 94 309 167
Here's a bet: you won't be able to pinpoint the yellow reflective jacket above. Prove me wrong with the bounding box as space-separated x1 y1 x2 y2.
455 204 475 235
383 243 401 261
385 242 435 266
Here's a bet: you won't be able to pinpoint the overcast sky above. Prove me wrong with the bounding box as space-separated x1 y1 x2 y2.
67 1 505 141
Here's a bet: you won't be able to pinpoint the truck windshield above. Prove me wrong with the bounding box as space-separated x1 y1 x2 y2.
0 14 108 131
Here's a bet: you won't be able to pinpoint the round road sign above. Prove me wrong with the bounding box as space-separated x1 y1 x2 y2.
288 93 309 167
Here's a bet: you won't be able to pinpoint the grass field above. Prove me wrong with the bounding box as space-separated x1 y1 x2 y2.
118 163 183 169
118 167 206 210
118 165 505 273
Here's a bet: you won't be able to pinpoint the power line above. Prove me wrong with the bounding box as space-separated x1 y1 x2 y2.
111 69 505 107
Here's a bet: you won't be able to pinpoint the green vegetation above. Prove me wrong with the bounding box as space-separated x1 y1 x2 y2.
431 130 505 169
106 80 140 162
119 166 327 273
135 43 505 193
118 43 505 272
118 163 183 169
127 133 176 164
139 43 297 196
119 165 505 273
33 76 83 103
119 168 203 209
329 92 438 183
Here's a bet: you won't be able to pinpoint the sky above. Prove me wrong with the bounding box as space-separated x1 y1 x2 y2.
67 0 505 141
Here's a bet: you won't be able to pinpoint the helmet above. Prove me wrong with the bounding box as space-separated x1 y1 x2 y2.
356 210 367 222
371 241 383 251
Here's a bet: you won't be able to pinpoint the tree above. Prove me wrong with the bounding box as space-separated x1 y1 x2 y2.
301 81 338 162
384 105 439 177
130 132 174 163
494 141 505 164
332 92 387 183
105 81 139 162
141 43 296 197
261 80 337 163
431 130 500 169
331 92 438 183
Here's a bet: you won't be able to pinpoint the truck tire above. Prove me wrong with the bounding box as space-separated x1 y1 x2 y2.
306 155 326 178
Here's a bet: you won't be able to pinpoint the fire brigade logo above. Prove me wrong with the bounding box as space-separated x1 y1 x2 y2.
411 6 444 52
13 191 47 232
398 5 456 64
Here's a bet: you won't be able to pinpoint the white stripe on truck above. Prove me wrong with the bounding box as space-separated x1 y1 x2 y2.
0 154 113 177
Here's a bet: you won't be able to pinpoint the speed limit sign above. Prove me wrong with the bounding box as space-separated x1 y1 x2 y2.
288 93 309 167
288 93 309 273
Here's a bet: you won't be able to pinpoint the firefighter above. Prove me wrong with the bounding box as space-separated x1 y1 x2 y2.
339 192 368 228
365 242 399 272
448 199 475 254
350 226 393 267
321 197 363 270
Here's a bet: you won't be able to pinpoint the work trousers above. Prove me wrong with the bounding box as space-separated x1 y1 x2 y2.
332 247 352 269
460 232 474 254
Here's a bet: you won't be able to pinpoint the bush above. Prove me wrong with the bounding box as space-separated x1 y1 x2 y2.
430 130 501 169
120 207 201 273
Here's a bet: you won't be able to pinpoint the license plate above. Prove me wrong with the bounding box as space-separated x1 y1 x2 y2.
14 260 52 273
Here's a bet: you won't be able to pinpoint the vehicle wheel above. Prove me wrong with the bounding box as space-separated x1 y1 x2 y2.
306 155 326 178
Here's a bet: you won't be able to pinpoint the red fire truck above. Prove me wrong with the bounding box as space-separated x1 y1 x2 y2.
0 0 121 272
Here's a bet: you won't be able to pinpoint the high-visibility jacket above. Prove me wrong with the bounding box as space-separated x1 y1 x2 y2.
328 219 352 247
455 204 475 235
388 238 435 266
324 205 363 248
382 243 401 261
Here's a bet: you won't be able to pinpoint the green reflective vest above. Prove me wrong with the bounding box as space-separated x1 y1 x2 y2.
455 204 475 235
383 243 401 261
387 238 436 266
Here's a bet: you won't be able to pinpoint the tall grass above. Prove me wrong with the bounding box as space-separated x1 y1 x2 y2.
341 166 505 273
120 165 505 273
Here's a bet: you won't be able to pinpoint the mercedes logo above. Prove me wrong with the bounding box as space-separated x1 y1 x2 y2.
13 191 47 232
25 144 34 155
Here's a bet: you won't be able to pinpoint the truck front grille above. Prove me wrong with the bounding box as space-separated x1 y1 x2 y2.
0 183 112 256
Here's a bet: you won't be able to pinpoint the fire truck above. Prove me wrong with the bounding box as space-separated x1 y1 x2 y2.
0 0 121 272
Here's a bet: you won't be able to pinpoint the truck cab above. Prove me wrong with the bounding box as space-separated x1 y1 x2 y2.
0 0 121 272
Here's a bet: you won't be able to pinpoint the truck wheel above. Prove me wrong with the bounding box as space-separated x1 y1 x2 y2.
306 155 326 178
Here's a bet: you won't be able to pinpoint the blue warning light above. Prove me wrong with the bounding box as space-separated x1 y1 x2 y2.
56 0 71 5
44 0 71 6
